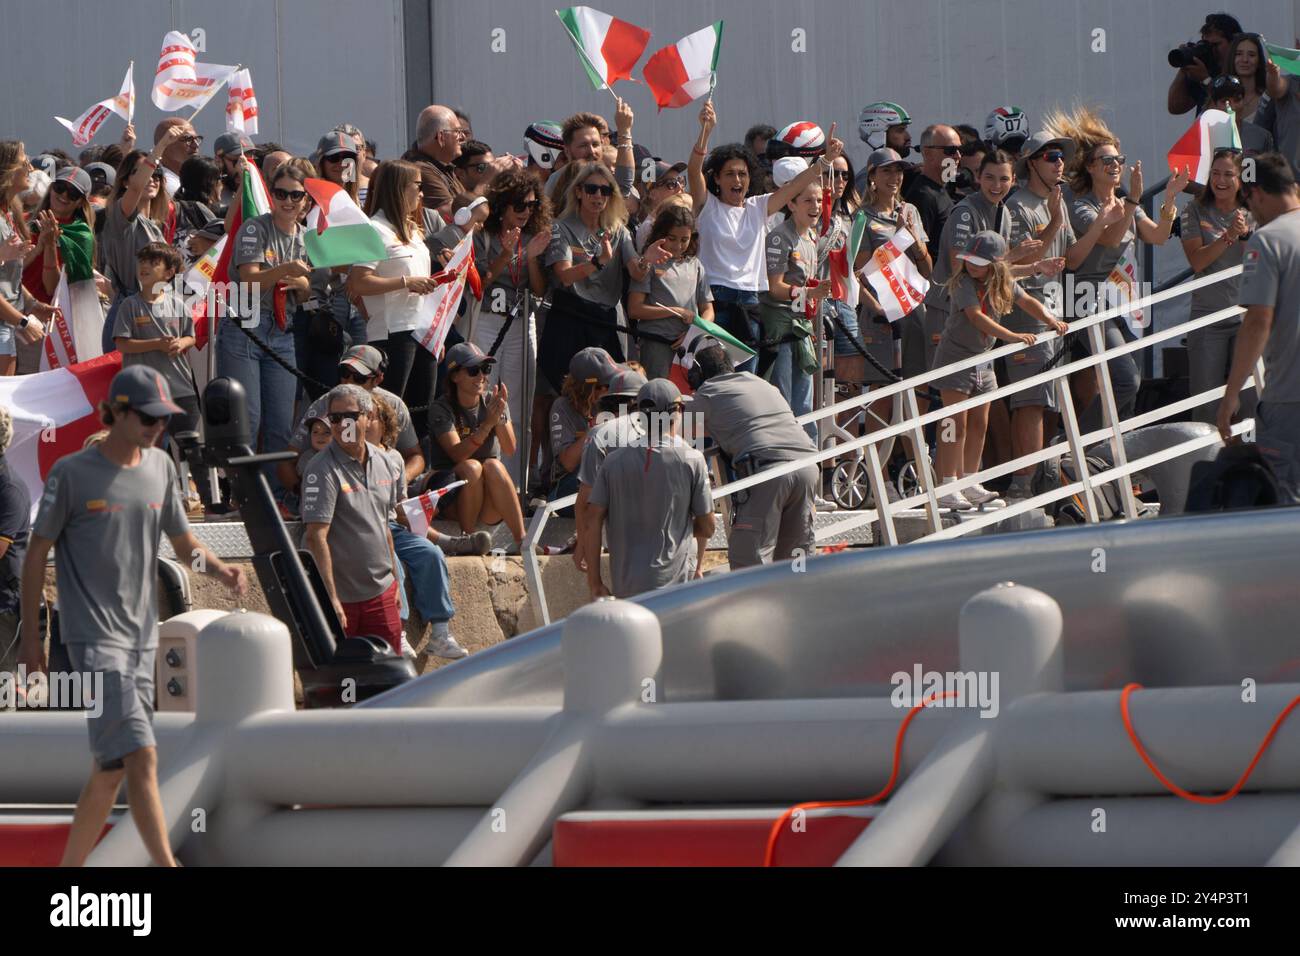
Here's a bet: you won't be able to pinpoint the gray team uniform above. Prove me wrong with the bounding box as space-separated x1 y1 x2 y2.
1004 185 1075 410
933 274 1030 396
588 434 712 597
925 192 1011 374
1181 200 1256 424
628 256 712 380
690 371 817 567
548 395 589 486
33 447 188 768
291 386 419 456
1239 208 1300 496
577 413 647 488
111 290 198 400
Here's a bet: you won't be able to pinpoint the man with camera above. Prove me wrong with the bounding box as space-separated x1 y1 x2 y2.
1167 13 1243 116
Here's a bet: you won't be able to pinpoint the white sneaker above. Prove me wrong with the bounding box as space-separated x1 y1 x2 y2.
937 489 974 511
425 631 469 660
814 495 839 512
963 484 1006 508
399 633 415 659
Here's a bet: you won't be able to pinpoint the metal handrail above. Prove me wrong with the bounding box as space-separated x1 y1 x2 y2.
522 264 1250 626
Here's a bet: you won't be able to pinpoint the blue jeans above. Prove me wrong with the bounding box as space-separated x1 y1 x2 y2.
768 341 816 443
390 522 455 624
710 285 760 374
216 311 298 487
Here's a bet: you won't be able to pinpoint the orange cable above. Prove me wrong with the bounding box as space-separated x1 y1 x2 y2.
761 690 955 867
1120 682 1300 805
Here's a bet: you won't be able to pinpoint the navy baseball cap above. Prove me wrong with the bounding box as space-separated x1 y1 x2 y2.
569 346 619 386
445 341 496 372
109 366 183 417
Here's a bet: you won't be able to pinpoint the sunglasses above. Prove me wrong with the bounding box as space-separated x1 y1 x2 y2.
466 161 490 174
458 365 487 377
272 187 308 202
925 145 962 156
150 170 165 182
337 368 374 383
511 199 542 213
327 411 362 425
655 178 684 191
1037 150 1066 163
580 182 615 197
1097 154 1127 167
831 170 850 180
179 135 204 147
130 408 169 427
51 182 84 199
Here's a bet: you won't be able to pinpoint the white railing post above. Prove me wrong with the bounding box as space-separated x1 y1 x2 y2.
865 442 897 546
523 503 555 627
1085 322 1141 519
901 389 943 533
1054 376 1101 523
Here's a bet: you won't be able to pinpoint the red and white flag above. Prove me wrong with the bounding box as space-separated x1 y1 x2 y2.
152 31 238 112
859 226 930 322
225 68 259 134
0 352 122 517
399 482 467 536
413 232 475 360
54 62 134 148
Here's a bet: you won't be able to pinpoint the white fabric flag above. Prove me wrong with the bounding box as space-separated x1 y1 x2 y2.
399 482 468 536
412 232 474 359
54 63 134 147
1102 241 1147 335
39 270 105 371
859 227 930 322
152 31 237 112
225 68 259 134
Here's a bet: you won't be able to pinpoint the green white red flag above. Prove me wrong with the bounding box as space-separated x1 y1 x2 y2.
642 21 723 110
557 6 650 90
1265 42 1300 77
39 219 103 371
187 161 270 348
1166 108 1241 184
303 179 387 268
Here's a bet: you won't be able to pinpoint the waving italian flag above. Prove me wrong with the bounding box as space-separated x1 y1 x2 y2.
1167 108 1241 184
557 6 650 90
643 21 723 110
303 178 387 268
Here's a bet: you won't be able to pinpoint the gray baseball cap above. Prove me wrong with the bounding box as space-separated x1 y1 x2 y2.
605 368 648 399
108 365 184 417
957 230 1008 267
214 131 254 157
444 341 495 373
85 162 116 190
316 130 358 160
866 147 907 172
339 344 386 377
637 378 687 412
52 165 93 197
568 346 619 386
1017 131 1074 178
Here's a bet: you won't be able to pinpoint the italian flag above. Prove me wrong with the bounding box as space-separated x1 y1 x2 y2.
399 482 468 535
187 161 270 349
0 351 122 517
642 21 723 110
1265 42 1300 77
860 226 929 322
40 219 104 371
668 314 755 396
1167 108 1242 184
303 179 387 268
557 6 650 90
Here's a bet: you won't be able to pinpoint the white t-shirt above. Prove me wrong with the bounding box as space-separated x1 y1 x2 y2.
161 166 180 199
696 192 772 293
357 209 433 339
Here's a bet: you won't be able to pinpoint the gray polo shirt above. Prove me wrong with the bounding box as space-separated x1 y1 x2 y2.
941 273 1029 356
292 386 417 454
1180 200 1253 321
578 413 647 487
545 215 638 308
1068 191 1152 283
549 395 589 482
100 199 165 296
1256 77 1300 177
759 218 818 312
428 393 510 469
1005 185 1076 332
232 213 306 324
629 256 712 340
1239 208 1300 403
474 229 544 315
33 446 188 650
690 371 817 463
300 441 399 603
926 191 1010 311
589 435 711 598
112 290 197 398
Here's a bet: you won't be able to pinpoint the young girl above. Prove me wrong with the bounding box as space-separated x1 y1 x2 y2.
628 204 714 381
932 230 1067 511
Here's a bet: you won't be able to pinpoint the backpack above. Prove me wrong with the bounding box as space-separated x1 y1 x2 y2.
1184 444 1283 512
1034 453 1128 524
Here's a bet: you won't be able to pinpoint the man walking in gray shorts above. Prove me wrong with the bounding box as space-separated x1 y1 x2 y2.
18 366 247 866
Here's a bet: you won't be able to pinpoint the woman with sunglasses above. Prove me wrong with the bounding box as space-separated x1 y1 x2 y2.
1181 149 1255 425
226 163 315 478
474 169 552 485
0 141 56 374
540 161 669 393
633 162 688 250
1049 107 1190 430
24 166 98 306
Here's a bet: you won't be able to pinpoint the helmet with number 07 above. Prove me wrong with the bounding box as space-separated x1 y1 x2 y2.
857 102 911 150
984 106 1030 152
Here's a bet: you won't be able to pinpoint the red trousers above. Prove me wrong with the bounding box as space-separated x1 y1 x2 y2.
341 580 402 655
